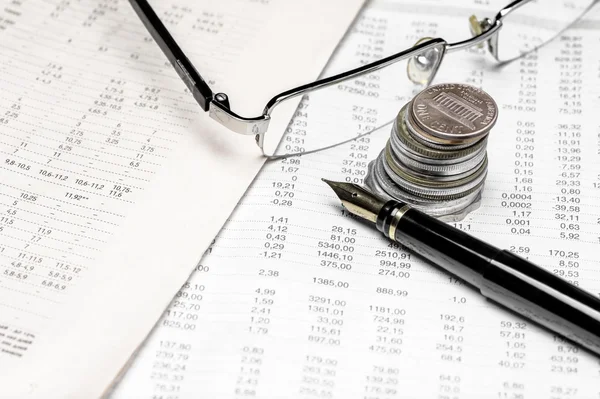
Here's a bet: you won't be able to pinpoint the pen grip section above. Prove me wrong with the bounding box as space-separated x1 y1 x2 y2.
482 250 600 356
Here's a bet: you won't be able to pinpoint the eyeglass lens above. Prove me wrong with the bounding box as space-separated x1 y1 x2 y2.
495 0 596 62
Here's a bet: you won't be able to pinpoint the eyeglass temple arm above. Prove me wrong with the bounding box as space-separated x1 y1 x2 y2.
446 18 502 53
128 0 213 111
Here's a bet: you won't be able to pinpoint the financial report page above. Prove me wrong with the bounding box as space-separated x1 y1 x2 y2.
0 0 365 396
112 1 600 399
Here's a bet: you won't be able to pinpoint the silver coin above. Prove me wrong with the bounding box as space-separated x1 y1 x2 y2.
389 135 488 178
410 83 498 141
364 82 497 221
365 156 485 221
382 146 488 199
393 105 488 161
405 107 486 150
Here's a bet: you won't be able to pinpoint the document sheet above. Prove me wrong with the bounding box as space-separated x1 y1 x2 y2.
112 1 600 398
0 0 365 397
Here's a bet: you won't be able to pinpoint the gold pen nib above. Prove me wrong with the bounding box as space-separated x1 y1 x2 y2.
322 179 386 224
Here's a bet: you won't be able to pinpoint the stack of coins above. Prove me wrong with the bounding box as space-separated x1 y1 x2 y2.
365 83 498 221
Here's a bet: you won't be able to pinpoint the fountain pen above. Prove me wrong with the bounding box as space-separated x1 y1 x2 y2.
323 180 600 356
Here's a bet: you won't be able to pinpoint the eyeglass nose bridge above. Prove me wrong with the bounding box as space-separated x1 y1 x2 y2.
443 16 503 60
405 12 505 86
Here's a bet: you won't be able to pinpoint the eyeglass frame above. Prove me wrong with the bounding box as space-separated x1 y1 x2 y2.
128 0 597 156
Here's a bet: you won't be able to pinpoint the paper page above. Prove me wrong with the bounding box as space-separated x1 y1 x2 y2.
111 1 600 398
0 0 364 396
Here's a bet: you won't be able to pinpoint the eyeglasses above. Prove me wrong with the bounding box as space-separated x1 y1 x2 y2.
129 0 598 157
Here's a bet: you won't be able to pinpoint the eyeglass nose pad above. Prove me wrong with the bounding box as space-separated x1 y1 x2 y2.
406 37 444 86
469 15 494 47
469 15 485 48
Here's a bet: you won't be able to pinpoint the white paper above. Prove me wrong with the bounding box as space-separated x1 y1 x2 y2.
112 1 600 398
0 0 364 396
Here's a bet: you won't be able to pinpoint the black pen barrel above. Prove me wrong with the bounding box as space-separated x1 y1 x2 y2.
386 205 600 356
483 250 600 355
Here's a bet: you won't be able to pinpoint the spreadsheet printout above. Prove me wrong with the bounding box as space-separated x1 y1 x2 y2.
0 0 365 396
113 1 600 398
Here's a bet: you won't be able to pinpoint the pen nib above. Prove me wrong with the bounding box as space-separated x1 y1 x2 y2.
322 179 386 223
